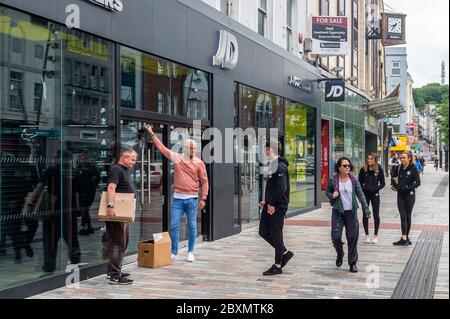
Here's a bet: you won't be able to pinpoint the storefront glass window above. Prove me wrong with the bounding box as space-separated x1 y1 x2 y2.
0 6 115 290
285 101 316 212
120 47 209 120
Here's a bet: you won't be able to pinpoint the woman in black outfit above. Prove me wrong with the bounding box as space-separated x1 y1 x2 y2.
358 153 385 244
391 151 421 246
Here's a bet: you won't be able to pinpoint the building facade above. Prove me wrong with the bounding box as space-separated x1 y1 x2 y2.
0 0 323 297
202 0 387 197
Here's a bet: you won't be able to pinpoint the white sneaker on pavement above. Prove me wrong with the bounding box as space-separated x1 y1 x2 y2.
371 236 379 244
365 235 372 244
187 252 195 262
171 253 178 260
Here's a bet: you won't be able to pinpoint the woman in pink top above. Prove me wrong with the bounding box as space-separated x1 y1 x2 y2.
144 124 209 262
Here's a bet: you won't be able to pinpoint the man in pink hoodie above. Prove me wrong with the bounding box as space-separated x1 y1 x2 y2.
144 124 209 262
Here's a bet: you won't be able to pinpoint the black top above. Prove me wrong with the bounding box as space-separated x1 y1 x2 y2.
264 157 290 209
391 164 421 194
358 166 386 194
107 164 135 194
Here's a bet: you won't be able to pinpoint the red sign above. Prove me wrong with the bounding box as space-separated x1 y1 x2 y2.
321 120 330 190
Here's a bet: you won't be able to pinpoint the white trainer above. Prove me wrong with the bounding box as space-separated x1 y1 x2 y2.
171 253 178 260
371 236 379 244
187 252 195 262
365 235 372 244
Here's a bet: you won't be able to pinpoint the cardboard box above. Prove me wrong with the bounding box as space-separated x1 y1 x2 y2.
98 191 136 222
138 232 172 269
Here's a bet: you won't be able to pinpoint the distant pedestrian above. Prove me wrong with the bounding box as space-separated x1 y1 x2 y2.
326 157 371 273
414 155 424 174
259 140 294 276
388 153 400 177
419 157 426 173
391 151 421 246
434 157 439 171
358 153 385 244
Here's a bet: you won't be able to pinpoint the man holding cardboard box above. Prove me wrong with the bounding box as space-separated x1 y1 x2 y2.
144 124 208 263
105 148 137 285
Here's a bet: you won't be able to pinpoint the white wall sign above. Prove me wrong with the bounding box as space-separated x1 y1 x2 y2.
213 30 239 70
288 76 312 93
312 16 348 55
85 0 123 12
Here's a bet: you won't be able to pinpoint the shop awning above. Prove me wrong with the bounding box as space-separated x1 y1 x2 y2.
363 85 405 118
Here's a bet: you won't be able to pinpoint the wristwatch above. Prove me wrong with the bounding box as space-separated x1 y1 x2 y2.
107 203 114 208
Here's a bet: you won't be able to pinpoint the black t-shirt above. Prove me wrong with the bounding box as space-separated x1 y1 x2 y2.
107 164 135 194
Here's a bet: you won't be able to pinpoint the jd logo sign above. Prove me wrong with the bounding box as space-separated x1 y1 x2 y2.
325 80 345 102
213 30 239 70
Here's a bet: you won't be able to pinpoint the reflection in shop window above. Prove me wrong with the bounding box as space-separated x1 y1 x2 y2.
9 71 23 110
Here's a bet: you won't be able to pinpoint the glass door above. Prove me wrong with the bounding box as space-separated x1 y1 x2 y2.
120 120 166 245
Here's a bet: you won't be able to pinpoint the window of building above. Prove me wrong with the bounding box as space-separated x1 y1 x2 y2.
34 82 42 112
352 0 359 84
285 101 316 211
220 0 229 15
286 0 293 52
258 1 267 37
9 71 23 110
120 46 209 120
338 0 346 16
392 61 401 75
35 44 44 59
11 37 22 54
74 61 81 85
320 0 330 16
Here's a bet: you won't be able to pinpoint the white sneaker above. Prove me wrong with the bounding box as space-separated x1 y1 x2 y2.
365 236 372 244
371 236 379 244
171 253 178 260
187 252 195 262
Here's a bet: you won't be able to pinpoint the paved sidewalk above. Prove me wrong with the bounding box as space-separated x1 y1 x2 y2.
32 170 449 299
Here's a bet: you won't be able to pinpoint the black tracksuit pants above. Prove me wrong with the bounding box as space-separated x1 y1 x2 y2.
397 191 415 236
331 209 359 266
363 192 381 236
105 221 129 278
259 205 287 265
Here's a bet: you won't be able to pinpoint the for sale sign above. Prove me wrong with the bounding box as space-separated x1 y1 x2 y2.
312 16 348 55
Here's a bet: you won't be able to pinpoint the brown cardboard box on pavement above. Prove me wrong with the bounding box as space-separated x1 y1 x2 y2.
138 232 172 269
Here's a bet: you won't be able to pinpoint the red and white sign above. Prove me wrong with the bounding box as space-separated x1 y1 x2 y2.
312 16 348 55
321 120 330 190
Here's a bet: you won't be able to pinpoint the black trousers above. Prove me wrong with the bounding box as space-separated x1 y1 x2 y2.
42 215 81 272
78 191 96 228
331 210 359 266
0 218 38 254
397 191 415 236
105 221 129 278
363 192 381 236
259 205 287 265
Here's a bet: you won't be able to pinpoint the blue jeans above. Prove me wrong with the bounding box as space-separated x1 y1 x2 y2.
170 198 198 255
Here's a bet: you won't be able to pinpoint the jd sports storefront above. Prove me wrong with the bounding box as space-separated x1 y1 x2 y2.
0 0 321 297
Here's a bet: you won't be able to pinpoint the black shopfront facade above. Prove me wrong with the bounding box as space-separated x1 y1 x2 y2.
0 0 321 297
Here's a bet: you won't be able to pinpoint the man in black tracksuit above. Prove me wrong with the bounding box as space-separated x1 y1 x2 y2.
259 141 294 276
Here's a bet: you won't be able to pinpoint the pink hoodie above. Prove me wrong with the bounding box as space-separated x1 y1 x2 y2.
151 134 209 200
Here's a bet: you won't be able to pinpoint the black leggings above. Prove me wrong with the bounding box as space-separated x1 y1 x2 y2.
363 192 381 236
397 191 416 236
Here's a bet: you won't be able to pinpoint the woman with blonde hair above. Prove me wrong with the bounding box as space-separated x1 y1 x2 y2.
391 151 421 246
358 153 385 244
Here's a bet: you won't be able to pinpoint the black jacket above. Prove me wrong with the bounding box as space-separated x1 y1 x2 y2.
264 157 290 209
358 166 385 194
391 164 421 194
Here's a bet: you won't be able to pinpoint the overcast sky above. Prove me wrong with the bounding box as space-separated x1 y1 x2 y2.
384 0 449 88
